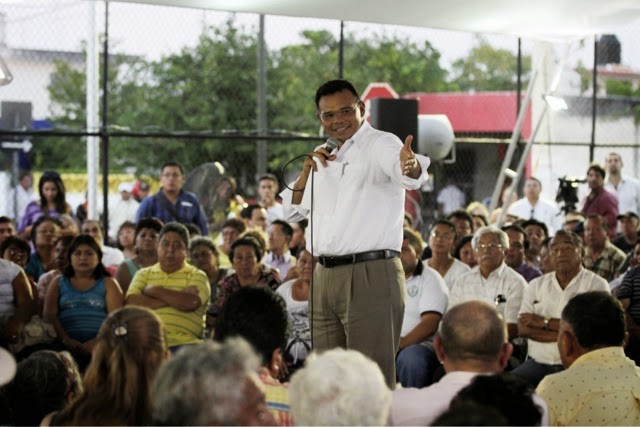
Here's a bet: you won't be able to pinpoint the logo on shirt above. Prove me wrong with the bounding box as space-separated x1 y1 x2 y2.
407 284 419 298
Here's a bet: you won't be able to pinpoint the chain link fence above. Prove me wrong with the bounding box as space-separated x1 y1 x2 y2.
0 0 639 237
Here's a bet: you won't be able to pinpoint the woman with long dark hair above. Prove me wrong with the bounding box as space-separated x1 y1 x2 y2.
18 171 71 237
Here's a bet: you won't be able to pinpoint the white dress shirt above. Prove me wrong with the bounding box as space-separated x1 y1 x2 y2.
519 268 609 364
282 121 430 256
508 197 563 234
401 262 449 337
605 175 640 215
449 263 525 324
432 258 471 290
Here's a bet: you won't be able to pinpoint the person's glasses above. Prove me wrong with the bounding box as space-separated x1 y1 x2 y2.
318 105 358 123
430 231 454 240
476 243 503 251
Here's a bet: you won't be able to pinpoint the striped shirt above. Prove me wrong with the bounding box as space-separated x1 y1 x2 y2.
616 265 640 324
135 189 209 235
127 262 210 347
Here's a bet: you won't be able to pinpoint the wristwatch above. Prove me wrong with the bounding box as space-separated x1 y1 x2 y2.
543 318 550 330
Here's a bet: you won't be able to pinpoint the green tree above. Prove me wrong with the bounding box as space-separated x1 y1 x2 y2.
450 36 530 91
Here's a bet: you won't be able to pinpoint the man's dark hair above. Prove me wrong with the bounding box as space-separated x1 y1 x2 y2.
271 219 293 239
562 291 626 350
587 163 606 179
446 209 474 231
315 79 360 109
240 203 264 220
214 286 290 366
501 224 530 250
521 218 549 239
432 402 508 426
0 216 14 226
431 219 459 241
159 222 190 249
447 373 543 426
161 161 184 176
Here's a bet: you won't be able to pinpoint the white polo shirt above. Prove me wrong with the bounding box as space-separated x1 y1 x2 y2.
401 262 449 338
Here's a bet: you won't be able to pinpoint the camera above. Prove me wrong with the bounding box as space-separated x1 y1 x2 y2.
556 176 586 214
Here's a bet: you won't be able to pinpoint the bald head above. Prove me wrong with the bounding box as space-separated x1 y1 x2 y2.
438 301 507 363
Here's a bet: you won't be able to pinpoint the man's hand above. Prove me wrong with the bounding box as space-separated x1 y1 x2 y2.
303 147 337 174
400 135 420 177
519 313 544 329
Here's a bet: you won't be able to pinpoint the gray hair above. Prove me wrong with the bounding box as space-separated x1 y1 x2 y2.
471 225 509 250
289 348 391 426
152 338 260 426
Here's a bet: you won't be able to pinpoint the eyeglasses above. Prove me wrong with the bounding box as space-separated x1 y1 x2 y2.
476 243 504 251
318 105 359 123
430 231 454 240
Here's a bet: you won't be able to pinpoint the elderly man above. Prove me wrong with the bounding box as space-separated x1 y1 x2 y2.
513 230 609 387
583 214 626 282
396 228 449 388
582 163 618 239
537 291 640 425
152 338 277 426
391 301 548 426
449 226 526 340
290 349 391 426
605 152 640 216
135 162 208 235
508 177 563 234
502 224 542 283
126 222 210 351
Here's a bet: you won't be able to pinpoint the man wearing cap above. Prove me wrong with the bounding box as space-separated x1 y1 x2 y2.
107 182 140 241
613 211 639 254
582 163 618 239
604 152 640 216
563 211 585 233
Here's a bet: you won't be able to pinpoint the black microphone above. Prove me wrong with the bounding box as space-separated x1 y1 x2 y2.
326 137 340 151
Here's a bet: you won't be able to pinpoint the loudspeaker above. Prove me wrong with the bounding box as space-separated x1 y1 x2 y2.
597 34 621 65
369 98 418 151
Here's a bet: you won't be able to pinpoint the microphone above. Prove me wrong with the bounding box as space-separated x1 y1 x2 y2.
326 137 340 151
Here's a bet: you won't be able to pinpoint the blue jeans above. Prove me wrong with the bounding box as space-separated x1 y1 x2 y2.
396 342 439 388
511 358 563 387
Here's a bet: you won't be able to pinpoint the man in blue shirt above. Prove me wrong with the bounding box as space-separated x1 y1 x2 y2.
136 162 208 235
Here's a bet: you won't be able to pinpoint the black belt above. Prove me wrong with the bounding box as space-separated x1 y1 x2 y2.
317 250 400 268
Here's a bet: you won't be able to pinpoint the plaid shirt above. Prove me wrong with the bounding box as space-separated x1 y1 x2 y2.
583 243 626 282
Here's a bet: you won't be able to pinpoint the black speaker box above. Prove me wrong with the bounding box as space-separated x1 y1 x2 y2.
369 98 418 151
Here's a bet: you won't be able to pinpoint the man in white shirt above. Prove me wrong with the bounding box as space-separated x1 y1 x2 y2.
605 152 640 216
391 300 548 426
508 177 563 234
107 182 139 241
396 228 448 388
449 226 526 340
265 219 296 280
258 174 284 226
10 171 36 225
282 79 430 388
512 230 609 387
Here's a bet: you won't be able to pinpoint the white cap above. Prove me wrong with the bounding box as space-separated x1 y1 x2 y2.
0 347 16 386
118 182 134 193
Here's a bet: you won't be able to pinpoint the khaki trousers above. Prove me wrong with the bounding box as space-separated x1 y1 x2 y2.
310 257 405 388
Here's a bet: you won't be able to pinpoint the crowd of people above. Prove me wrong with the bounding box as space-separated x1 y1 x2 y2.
0 79 639 425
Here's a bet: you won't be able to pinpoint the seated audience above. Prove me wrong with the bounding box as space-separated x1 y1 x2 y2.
5 350 82 426
453 235 477 269
616 259 640 364
217 217 246 268
266 220 297 281
275 249 312 373
396 227 449 388
513 230 609 387
449 226 525 340
0 254 34 352
115 221 136 259
539 236 554 274
52 306 169 425
215 286 292 426
563 211 585 233
114 217 163 293
613 211 639 254
152 338 276 426
126 222 210 352
36 235 75 314
81 219 125 275
215 236 280 313
537 291 640 425
0 217 16 244
44 235 124 366
25 216 61 281
502 224 542 282
391 301 548 425
440 373 544 426
288 218 307 258
188 236 229 337
241 203 268 232
289 348 392 426
57 214 79 238
522 219 548 268
1 236 37 290
426 220 470 290
583 214 626 282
